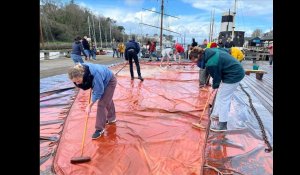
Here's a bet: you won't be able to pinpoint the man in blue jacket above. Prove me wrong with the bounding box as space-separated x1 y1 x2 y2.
189 47 245 132
125 35 144 81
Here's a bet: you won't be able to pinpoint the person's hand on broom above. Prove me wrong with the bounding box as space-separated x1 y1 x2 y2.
85 103 92 114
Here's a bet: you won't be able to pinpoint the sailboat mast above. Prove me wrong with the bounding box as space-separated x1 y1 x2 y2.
99 17 102 48
105 28 107 48
109 22 112 44
183 33 185 49
140 13 143 43
88 16 91 38
160 0 164 49
209 9 213 42
232 0 237 40
92 16 97 48
212 9 215 41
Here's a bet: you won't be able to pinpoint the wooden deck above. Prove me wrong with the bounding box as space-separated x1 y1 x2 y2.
241 61 273 114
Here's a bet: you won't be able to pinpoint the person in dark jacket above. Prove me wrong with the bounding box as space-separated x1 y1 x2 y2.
68 62 117 139
82 36 91 60
125 35 144 81
191 38 198 47
189 47 245 132
217 38 224 48
71 36 87 64
224 37 235 48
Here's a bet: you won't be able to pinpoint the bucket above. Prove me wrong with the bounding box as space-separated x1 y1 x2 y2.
253 64 259 70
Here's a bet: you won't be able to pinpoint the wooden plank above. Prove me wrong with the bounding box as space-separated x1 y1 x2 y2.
245 75 273 93
243 75 273 101
240 61 273 114
243 75 273 102
241 81 273 114
242 79 273 110
244 69 267 73
244 76 273 97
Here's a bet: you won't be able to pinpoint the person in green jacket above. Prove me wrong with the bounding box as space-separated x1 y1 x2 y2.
189 47 245 132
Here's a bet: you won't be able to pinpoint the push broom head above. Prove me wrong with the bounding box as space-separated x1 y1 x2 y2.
192 122 206 129
70 156 91 164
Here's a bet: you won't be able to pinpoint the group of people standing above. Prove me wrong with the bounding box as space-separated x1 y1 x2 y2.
112 40 126 59
70 36 97 64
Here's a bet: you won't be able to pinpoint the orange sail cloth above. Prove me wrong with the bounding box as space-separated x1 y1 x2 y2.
53 62 214 175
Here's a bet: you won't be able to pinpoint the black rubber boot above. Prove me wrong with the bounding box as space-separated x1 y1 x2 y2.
210 122 227 132
138 75 144 81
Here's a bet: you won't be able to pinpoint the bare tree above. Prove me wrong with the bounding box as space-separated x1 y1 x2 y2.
40 0 127 43
251 29 263 38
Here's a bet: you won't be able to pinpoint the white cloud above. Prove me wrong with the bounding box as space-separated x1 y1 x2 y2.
237 0 273 16
181 0 273 16
179 0 273 40
75 0 272 44
87 6 222 42
124 0 144 6
78 2 88 8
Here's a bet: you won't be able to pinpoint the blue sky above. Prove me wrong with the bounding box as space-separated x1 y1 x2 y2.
67 0 273 43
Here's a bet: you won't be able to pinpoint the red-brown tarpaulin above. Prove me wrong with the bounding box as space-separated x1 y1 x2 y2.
41 61 273 175
53 62 213 174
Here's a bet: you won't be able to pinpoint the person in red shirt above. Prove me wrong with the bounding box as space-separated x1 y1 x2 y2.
148 41 159 61
174 43 185 64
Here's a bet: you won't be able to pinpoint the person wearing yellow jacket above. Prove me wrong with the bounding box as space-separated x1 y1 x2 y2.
230 47 245 62
118 42 125 59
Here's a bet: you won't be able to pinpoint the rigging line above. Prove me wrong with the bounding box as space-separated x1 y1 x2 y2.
140 23 181 35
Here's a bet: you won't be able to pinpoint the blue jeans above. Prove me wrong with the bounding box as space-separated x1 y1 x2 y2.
91 51 96 60
71 54 84 64
84 50 91 58
113 49 119 58
178 52 185 58
150 51 159 60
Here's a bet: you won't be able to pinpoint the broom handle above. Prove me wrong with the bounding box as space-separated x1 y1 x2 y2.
115 62 128 75
199 90 214 121
80 89 92 156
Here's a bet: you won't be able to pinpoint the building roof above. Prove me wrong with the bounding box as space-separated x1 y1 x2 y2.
261 35 273 41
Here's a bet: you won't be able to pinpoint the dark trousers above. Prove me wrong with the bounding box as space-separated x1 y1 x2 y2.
269 55 273 65
113 49 119 58
95 76 117 130
199 68 209 85
120 52 124 58
128 50 142 78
